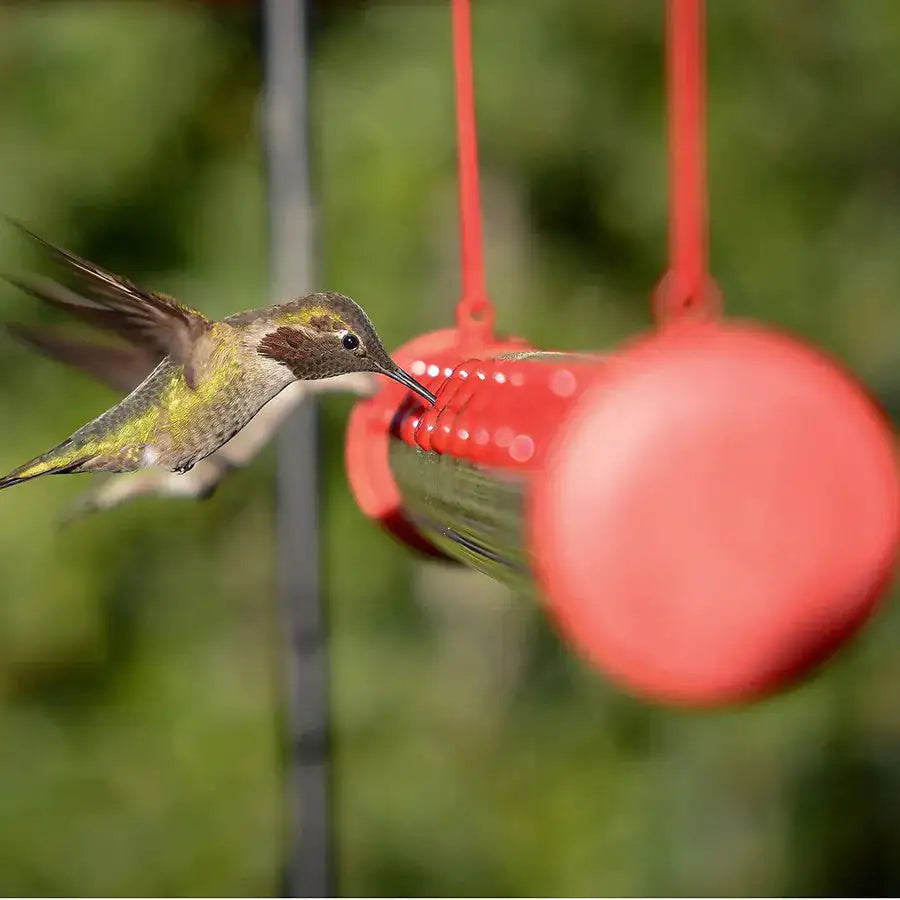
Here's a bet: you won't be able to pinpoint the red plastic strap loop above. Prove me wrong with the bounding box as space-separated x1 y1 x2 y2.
654 0 721 323
451 0 496 347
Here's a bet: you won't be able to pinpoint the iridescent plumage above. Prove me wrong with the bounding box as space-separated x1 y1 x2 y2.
0 222 434 489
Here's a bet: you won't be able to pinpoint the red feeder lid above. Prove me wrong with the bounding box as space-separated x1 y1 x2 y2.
345 327 531 556
531 321 900 705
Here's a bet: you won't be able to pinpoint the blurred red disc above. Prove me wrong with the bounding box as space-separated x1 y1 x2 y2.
531 322 900 705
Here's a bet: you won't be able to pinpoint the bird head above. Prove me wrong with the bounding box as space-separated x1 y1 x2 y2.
252 292 436 404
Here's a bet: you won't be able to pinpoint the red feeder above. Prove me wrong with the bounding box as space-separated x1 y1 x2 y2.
345 0 900 706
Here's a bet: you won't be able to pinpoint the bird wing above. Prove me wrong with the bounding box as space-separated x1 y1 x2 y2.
6 219 212 388
5 324 159 394
4 273 149 340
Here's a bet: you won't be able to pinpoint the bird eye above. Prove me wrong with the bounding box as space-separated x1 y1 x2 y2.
341 333 360 351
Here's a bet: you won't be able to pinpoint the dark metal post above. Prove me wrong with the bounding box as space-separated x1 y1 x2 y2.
261 0 333 895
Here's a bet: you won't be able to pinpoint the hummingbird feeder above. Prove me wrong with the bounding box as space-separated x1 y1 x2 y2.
345 0 900 706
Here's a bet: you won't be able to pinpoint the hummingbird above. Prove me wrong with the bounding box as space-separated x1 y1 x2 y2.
0 222 435 490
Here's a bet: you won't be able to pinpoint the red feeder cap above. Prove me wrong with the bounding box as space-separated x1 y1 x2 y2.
345 327 531 555
531 322 900 706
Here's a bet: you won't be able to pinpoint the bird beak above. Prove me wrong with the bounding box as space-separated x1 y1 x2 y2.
387 367 437 405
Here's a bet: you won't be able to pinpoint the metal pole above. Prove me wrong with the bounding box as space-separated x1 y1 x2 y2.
261 0 333 895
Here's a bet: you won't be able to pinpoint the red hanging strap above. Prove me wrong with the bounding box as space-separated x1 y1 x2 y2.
654 0 721 323
451 0 495 347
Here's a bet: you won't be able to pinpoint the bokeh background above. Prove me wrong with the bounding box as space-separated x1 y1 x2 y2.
0 0 898 895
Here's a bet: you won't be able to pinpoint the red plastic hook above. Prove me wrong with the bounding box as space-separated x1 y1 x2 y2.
451 0 496 349
654 0 721 323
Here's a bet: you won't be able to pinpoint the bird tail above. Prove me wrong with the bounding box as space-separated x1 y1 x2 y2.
0 442 92 490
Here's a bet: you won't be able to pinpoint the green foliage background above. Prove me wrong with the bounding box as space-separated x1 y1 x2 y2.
0 0 898 894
